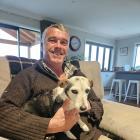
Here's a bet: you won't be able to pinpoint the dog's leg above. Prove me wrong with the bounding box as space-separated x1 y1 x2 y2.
65 131 77 139
78 119 90 132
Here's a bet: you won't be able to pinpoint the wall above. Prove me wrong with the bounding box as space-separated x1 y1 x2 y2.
0 10 118 90
0 10 116 67
68 27 115 60
101 71 115 89
0 10 39 31
115 35 140 68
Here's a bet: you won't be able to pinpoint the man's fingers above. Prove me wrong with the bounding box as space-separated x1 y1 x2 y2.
62 99 79 120
62 99 70 110
70 108 78 114
65 108 79 119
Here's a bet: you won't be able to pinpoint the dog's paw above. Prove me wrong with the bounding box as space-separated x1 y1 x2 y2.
65 131 77 139
82 124 90 132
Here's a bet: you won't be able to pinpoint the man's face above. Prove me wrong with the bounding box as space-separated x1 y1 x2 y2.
44 27 69 65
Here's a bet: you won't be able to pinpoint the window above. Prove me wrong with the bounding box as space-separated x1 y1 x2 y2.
84 41 112 71
84 44 90 61
134 44 140 68
0 23 41 59
0 26 18 56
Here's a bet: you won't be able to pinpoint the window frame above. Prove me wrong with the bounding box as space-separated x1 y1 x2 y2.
85 41 113 71
0 23 41 59
134 44 140 68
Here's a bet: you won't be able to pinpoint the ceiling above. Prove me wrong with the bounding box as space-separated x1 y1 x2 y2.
0 0 140 40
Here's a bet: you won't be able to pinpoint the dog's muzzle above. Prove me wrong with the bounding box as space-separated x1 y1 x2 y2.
80 105 87 111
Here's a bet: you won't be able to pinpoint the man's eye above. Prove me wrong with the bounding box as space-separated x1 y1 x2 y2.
48 38 57 44
47 37 68 46
60 40 68 46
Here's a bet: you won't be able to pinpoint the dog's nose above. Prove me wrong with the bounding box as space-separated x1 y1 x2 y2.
80 105 87 111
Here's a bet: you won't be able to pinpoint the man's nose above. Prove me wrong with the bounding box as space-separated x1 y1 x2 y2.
56 40 62 47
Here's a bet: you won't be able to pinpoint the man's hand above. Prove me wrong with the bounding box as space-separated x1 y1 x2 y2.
47 99 79 134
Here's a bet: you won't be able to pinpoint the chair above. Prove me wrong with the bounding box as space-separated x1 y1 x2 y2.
124 80 140 105
109 79 126 102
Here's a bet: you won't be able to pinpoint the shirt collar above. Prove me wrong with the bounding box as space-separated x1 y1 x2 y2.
39 59 78 80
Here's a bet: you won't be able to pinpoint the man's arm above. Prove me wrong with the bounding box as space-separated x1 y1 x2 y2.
0 70 51 140
0 69 80 139
47 99 79 133
88 89 104 123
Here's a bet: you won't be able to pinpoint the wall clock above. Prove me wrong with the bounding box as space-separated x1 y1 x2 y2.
69 36 81 51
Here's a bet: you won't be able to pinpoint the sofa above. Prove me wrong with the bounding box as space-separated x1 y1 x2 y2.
0 55 140 140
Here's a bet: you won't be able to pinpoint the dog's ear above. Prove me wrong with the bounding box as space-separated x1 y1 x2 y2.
58 80 69 88
89 80 93 88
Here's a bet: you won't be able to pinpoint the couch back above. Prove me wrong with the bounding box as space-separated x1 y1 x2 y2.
79 61 104 99
0 56 11 97
0 56 104 99
0 55 36 97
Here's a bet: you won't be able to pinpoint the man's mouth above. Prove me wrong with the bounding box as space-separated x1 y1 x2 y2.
50 50 64 56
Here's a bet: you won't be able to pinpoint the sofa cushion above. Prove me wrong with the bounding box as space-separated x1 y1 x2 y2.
6 55 36 78
0 56 11 97
100 99 140 140
0 55 37 97
79 61 104 99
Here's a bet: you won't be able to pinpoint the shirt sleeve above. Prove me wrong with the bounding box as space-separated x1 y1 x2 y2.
0 70 51 140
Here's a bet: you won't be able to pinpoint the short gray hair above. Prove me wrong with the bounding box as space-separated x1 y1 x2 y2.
42 23 69 45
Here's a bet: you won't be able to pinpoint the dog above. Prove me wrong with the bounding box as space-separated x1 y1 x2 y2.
22 76 93 140
53 76 93 139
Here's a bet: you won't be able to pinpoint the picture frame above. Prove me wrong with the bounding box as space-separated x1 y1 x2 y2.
120 47 128 56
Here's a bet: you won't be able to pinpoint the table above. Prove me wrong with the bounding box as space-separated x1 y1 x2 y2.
115 71 140 80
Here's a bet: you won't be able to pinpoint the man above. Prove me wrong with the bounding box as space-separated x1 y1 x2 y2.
0 24 104 140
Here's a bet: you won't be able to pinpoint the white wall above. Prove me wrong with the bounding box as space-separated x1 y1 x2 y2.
0 10 116 66
68 27 115 71
0 10 39 31
115 35 140 67
101 72 115 89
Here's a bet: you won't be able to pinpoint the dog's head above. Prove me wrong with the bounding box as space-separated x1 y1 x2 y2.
58 76 93 112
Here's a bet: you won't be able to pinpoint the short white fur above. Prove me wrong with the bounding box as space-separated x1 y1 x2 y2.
53 76 93 139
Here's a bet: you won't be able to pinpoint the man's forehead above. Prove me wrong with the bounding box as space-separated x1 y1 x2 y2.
47 27 69 36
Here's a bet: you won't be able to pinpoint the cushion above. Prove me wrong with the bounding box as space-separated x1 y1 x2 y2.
0 56 11 97
0 55 37 97
98 135 112 140
79 61 104 99
6 55 36 78
100 99 140 140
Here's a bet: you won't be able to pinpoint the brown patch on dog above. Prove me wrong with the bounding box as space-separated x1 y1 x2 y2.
58 80 68 88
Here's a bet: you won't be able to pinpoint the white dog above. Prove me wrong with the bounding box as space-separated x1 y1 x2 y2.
53 76 93 139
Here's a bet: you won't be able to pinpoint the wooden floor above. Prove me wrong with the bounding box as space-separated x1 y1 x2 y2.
104 90 140 108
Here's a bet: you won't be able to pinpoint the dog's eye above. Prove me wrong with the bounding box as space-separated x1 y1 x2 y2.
71 90 78 94
85 89 90 93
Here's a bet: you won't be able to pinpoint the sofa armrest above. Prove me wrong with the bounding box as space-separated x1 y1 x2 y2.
100 99 140 140
0 57 11 97
98 135 112 140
